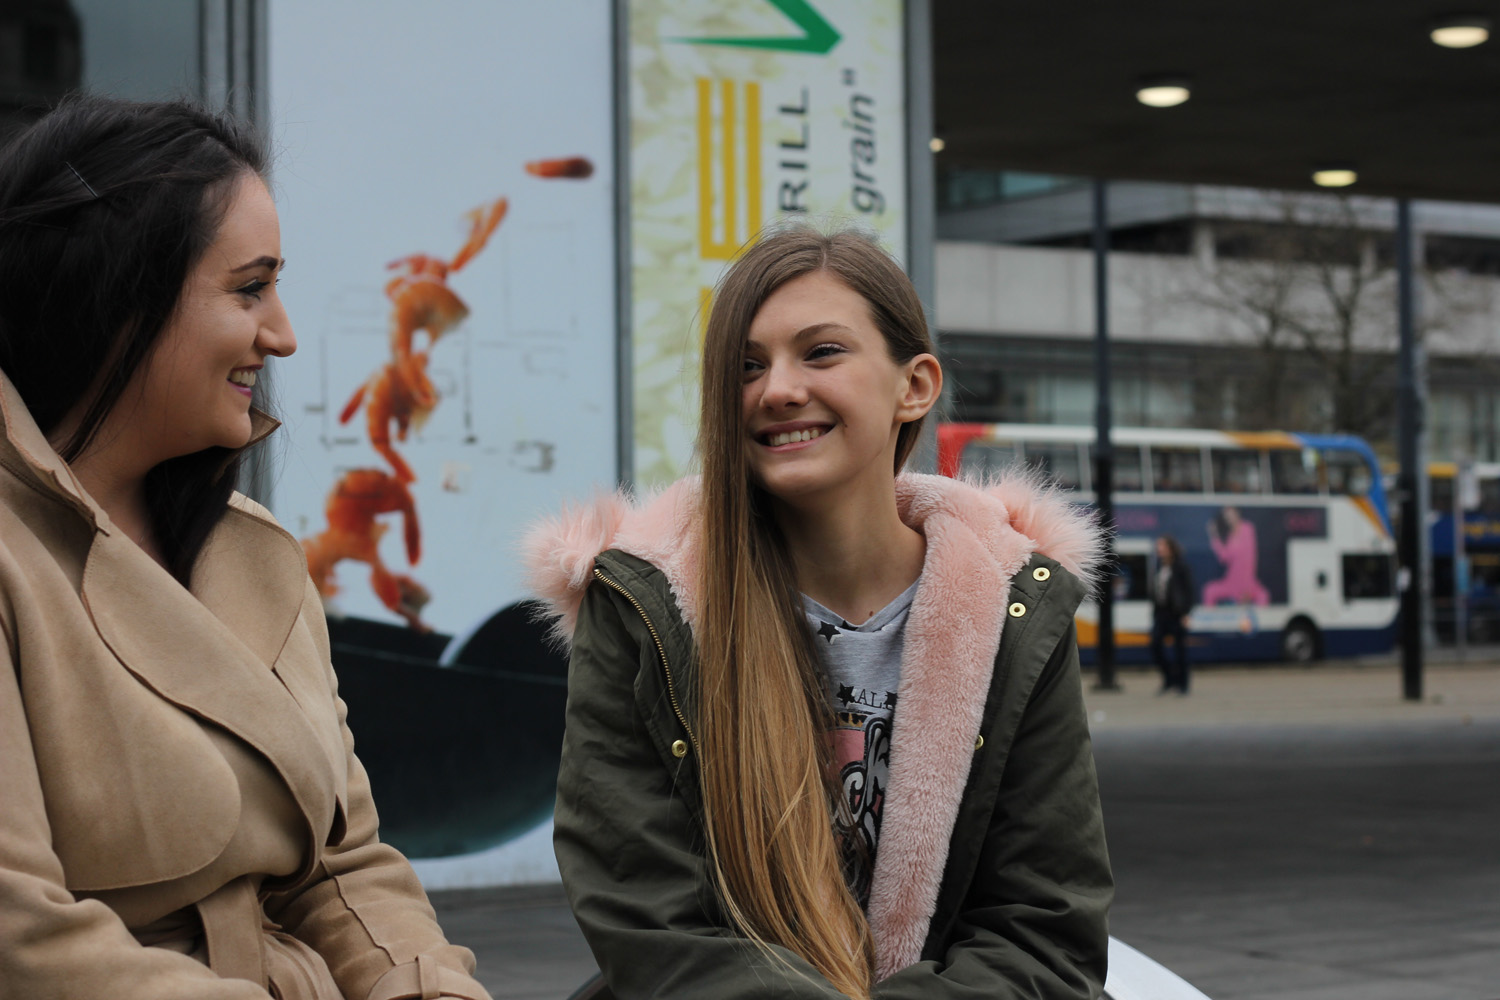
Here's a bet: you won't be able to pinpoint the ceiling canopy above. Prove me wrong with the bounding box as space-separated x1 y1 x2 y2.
933 0 1500 203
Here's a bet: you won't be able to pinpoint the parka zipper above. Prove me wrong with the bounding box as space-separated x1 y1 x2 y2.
592 567 700 758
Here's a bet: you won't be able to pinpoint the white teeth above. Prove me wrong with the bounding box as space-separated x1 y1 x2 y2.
229 370 257 388
768 428 824 446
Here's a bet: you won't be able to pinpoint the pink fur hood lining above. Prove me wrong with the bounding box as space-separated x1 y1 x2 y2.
523 471 1105 978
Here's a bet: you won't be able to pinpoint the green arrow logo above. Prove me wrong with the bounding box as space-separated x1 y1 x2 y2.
671 0 841 55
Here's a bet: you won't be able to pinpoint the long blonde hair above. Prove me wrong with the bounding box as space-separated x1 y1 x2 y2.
695 226 934 998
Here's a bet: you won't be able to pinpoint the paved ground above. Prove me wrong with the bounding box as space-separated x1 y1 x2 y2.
1089 663 1500 1000
429 659 1500 1000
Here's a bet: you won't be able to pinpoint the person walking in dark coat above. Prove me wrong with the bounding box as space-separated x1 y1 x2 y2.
1152 534 1195 694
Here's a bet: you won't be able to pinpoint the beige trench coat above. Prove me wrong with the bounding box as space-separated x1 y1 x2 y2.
0 372 491 1000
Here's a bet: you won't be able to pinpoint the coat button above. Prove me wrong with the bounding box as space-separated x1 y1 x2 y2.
1008 602 1026 618
671 739 689 758
1032 566 1051 582
974 734 985 750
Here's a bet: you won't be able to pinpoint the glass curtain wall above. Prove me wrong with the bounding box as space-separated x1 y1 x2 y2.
2 1 260 136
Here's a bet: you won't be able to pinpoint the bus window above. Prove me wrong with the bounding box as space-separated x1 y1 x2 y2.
1023 442 1084 490
1089 444 1144 491
1150 447 1204 493
1480 477 1500 515
1324 449 1373 497
1343 554 1395 599
1114 552 1149 601
960 441 1019 479
1430 475 1455 512
1210 448 1264 494
1114 445 1145 492
1270 448 1320 494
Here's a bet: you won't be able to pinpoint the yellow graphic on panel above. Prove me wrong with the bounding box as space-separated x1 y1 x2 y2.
697 78 762 260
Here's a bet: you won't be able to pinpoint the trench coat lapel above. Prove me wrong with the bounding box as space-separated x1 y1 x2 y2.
1 371 345 847
0 372 101 529
80 513 346 855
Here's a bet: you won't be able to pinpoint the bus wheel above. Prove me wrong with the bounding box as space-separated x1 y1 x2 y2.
1281 619 1321 663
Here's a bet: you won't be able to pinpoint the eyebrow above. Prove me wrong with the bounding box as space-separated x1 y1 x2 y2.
747 322 854 350
795 322 854 340
230 256 285 273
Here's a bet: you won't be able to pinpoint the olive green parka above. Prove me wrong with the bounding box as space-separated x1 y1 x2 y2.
526 473 1113 999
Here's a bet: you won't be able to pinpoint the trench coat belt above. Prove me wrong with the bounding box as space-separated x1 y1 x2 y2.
367 953 492 1000
196 876 268 988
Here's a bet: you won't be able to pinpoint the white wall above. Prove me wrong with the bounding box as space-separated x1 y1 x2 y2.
935 240 1500 359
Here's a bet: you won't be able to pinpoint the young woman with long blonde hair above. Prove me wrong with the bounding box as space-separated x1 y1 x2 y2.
528 225 1112 999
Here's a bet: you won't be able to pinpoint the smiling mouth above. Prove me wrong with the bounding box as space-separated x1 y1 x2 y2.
761 426 827 447
228 370 258 388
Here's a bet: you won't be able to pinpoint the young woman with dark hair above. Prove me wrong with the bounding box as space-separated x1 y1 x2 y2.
1152 534 1196 694
0 95 490 1000
528 225 1113 999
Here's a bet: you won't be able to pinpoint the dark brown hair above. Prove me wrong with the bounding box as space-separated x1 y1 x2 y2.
0 93 268 584
1158 533 1184 565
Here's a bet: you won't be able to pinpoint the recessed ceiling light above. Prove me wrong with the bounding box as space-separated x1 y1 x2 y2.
1431 15 1490 47
929 137 946 153
1312 167 1358 188
1136 77 1192 108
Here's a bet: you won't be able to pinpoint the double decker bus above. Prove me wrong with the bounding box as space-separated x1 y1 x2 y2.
1427 461 1500 642
940 424 1399 663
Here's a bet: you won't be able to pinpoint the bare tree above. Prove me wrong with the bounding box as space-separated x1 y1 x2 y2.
1179 194 1490 449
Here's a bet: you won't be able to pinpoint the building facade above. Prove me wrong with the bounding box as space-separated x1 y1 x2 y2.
935 172 1500 463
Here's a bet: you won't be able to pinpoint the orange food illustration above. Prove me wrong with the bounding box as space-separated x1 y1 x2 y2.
385 197 508 360
306 190 534 629
449 197 509 271
302 468 431 632
339 351 438 485
524 156 594 179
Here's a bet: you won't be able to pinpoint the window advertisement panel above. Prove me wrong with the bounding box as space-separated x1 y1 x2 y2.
269 1 614 887
629 0 907 487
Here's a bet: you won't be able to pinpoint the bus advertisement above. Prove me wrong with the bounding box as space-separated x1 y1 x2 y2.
940 424 1400 664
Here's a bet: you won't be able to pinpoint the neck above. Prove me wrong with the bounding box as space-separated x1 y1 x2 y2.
771 476 925 625
65 443 162 565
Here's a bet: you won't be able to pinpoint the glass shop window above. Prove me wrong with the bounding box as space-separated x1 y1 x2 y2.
3 1 203 142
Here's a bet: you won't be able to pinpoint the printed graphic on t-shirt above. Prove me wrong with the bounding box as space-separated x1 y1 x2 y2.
805 581 916 908
829 684 895 907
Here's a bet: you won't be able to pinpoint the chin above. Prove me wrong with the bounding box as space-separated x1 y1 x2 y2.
754 473 836 506
210 419 256 452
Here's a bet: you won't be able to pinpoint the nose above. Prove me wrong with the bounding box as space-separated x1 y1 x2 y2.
257 297 297 358
755 357 807 410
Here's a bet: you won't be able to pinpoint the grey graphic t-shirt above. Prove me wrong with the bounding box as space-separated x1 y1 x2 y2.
803 579 919 907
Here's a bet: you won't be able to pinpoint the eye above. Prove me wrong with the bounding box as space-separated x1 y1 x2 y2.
742 356 766 378
237 277 279 299
807 342 846 361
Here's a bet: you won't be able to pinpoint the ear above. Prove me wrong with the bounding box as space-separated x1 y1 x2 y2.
896 353 942 424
